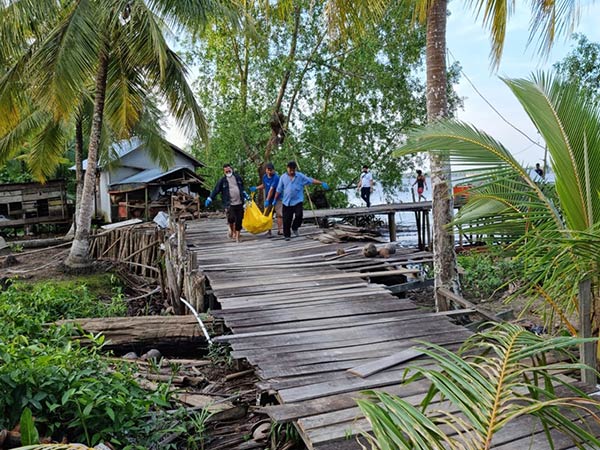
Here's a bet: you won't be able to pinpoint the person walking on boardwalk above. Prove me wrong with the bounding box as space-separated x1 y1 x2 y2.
250 162 283 236
274 161 329 241
357 164 374 207
412 169 428 202
205 163 247 242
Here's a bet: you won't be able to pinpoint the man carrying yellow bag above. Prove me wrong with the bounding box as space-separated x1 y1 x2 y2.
242 193 273 234
249 163 283 236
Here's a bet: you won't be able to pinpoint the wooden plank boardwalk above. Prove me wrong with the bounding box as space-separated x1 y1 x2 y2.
186 218 598 450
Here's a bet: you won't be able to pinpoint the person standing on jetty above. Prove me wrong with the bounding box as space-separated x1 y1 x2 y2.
357 164 374 207
412 169 428 201
535 163 544 178
274 161 329 241
250 162 283 236
205 163 247 242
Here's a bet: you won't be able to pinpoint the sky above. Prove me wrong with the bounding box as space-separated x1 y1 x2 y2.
166 2 600 168
446 1 600 167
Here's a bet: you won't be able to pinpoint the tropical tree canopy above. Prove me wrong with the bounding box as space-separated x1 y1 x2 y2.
183 0 462 201
396 72 600 329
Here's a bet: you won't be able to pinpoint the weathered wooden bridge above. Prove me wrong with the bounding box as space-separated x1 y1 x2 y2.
185 217 598 449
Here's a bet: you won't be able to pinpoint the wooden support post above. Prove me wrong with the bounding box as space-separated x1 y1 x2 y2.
125 192 129 220
387 213 396 242
578 279 597 386
425 212 431 249
415 211 422 250
144 187 149 221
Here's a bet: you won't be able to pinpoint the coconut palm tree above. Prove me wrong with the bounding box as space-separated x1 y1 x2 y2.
0 0 217 269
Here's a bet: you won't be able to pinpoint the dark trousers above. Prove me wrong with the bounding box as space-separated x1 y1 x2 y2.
360 187 371 207
282 202 303 238
226 204 244 231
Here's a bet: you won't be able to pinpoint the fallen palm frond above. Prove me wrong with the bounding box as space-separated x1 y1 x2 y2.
358 323 600 450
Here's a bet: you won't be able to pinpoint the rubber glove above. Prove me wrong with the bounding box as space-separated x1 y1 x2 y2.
204 197 212 207
243 191 250 201
322 182 329 190
249 186 257 192
264 199 271 208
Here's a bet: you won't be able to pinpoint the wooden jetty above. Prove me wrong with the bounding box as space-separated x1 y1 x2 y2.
185 218 597 449
306 201 431 248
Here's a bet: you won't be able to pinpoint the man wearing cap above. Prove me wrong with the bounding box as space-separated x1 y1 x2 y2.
274 161 329 241
205 163 247 242
250 162 283 236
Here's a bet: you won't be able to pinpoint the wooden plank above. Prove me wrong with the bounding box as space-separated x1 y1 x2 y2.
230 309 475 334
218 313 467 347
347 347 425 378
578 279 596 386
207 268 419 290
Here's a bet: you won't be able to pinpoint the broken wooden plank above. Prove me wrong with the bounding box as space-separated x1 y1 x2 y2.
347 347 425 378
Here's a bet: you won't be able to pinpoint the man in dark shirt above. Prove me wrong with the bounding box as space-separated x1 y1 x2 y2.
205 164 246 242
535 163 544 178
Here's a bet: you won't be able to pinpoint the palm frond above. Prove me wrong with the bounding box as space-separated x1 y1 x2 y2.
465 0 515 68
359 323 600 450
396 119 563 229
29 0 101 120
25 119 70 182
504 74 600 230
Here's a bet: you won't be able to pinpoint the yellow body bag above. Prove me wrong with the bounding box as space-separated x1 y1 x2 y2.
242 194 273 234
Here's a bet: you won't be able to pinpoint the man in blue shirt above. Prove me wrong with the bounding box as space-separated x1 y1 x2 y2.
250 162 283 236
274 161 329 241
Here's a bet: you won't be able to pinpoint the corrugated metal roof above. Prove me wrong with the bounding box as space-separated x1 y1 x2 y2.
110 166 196 186
73 137 204 171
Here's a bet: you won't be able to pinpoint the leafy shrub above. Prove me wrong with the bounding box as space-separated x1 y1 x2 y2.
458 251 520 300
0 279 186 448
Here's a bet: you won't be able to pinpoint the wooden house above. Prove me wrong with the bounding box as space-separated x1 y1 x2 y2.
80 137 207 223
0 180 71 228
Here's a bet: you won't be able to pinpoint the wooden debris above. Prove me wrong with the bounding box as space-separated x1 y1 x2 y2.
55 315 211 348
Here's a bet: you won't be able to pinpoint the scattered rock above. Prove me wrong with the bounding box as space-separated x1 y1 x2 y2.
252 421 271 441
363 243 378 258
141 348 162 361
123 352 138 359
336 248 345 256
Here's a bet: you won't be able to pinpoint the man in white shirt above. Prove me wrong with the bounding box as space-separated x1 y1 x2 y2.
357 165 374 207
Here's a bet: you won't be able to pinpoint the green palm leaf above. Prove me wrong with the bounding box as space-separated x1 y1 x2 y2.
359 323 600 450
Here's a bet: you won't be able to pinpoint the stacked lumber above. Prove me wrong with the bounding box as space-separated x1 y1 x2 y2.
316 224 386 244
171 191 200 220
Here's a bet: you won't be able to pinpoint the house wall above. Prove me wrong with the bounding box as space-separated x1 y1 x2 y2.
98 171 112 222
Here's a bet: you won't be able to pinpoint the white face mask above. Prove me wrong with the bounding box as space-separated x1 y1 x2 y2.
225 172 233 178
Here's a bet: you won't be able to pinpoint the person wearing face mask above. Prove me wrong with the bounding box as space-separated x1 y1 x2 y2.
205 163 247 242
357 164 374 207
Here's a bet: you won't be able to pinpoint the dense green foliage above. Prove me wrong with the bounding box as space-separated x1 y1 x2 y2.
458 252 520 300
554 34 600 101
184 1 461 206
0 279 203 448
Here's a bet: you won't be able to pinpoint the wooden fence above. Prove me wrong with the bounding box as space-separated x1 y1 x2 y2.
90 220 206 316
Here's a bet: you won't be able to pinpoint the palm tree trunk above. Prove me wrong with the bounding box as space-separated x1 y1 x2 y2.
64 114 84 239
426 0 460 310
65 49 109 269
74 114 84 219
